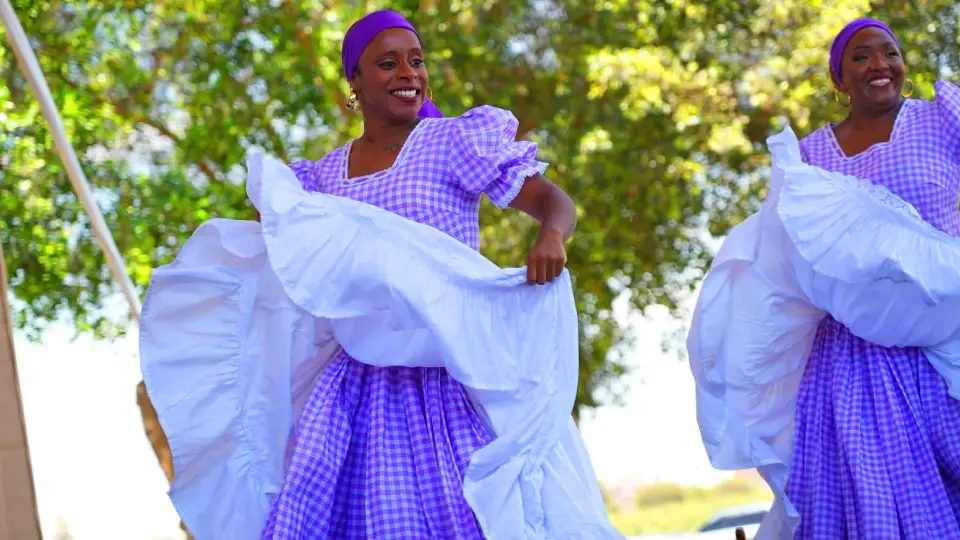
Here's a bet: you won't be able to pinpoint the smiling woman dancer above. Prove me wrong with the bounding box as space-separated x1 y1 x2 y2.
689 17 960 539
260 9 579 539
140 8 623 540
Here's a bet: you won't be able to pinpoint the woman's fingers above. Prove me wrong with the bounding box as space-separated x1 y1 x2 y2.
527 255 567 284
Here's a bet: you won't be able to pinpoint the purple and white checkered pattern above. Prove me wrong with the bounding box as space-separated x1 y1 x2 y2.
290 105 546 252
261 106 545 539
786 82 960 538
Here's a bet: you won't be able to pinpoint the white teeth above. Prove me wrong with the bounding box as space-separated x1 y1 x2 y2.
391 90 417 98
870 78 891 87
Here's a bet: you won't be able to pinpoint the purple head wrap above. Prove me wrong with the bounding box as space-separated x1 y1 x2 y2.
341 10 443 118
829 18 900 85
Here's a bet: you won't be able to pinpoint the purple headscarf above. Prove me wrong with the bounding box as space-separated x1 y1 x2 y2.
341 10 443 118
829 18 900 85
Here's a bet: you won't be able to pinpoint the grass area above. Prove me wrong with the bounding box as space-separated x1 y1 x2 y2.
606 477 773 536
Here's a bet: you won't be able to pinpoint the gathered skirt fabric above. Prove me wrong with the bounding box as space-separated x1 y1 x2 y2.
262 352 491 540
786 317 960 539
261 351 490 539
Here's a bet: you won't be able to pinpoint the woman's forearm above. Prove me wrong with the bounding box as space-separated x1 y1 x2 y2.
509 173 577 241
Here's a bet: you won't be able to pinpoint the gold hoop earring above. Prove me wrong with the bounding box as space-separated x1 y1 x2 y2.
834 89 851 107
902 79 915 98
346 91 360 112
426 86 434 102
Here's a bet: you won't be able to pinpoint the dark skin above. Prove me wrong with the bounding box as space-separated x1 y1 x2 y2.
833 27 907 157
347 28 577 284
347 28 427 178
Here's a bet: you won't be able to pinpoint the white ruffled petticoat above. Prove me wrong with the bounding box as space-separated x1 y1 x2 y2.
687 127 960 539
139 155 622 540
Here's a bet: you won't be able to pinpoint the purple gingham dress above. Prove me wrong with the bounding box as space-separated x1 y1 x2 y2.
785 81 960 538
260 105 547 539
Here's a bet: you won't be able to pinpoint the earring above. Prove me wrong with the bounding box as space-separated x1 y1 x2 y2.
902 78 915 98
834 89 851 107
426 86 434 102
346 91 360 112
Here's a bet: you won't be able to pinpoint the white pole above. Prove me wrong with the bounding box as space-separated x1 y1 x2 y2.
1 0 142 320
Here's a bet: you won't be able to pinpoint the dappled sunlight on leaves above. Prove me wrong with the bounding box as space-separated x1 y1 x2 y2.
1 0 957 412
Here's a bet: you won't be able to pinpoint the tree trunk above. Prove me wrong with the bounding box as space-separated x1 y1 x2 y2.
136 380 195 540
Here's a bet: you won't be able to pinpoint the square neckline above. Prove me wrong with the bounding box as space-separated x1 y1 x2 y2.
339 119 433 185
823 99 915 161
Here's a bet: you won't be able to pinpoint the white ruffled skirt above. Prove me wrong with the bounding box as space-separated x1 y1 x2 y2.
139 155 622 539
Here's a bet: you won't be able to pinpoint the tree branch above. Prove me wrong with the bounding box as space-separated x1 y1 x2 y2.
286 3 351 116
136 117 219 182
87 89 221 183
264 118 291 163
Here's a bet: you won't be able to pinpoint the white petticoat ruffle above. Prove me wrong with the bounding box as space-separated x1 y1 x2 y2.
139 155 622 540
687 126 960 539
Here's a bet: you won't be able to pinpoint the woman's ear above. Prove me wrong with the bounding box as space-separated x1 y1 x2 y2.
351 66 362 90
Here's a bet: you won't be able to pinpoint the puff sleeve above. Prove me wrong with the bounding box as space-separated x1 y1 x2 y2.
449 105 548 208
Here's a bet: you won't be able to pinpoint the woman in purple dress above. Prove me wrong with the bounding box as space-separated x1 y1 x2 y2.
141 8 620 540
785 19 960 539
259 10 580 539
689 18 960 539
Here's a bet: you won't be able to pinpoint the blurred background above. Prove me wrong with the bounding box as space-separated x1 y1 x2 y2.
2 0 958 538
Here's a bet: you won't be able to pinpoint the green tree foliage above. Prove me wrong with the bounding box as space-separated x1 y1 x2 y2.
2 0 958 413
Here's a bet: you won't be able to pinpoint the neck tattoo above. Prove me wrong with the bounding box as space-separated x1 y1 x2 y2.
383 143 402 153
